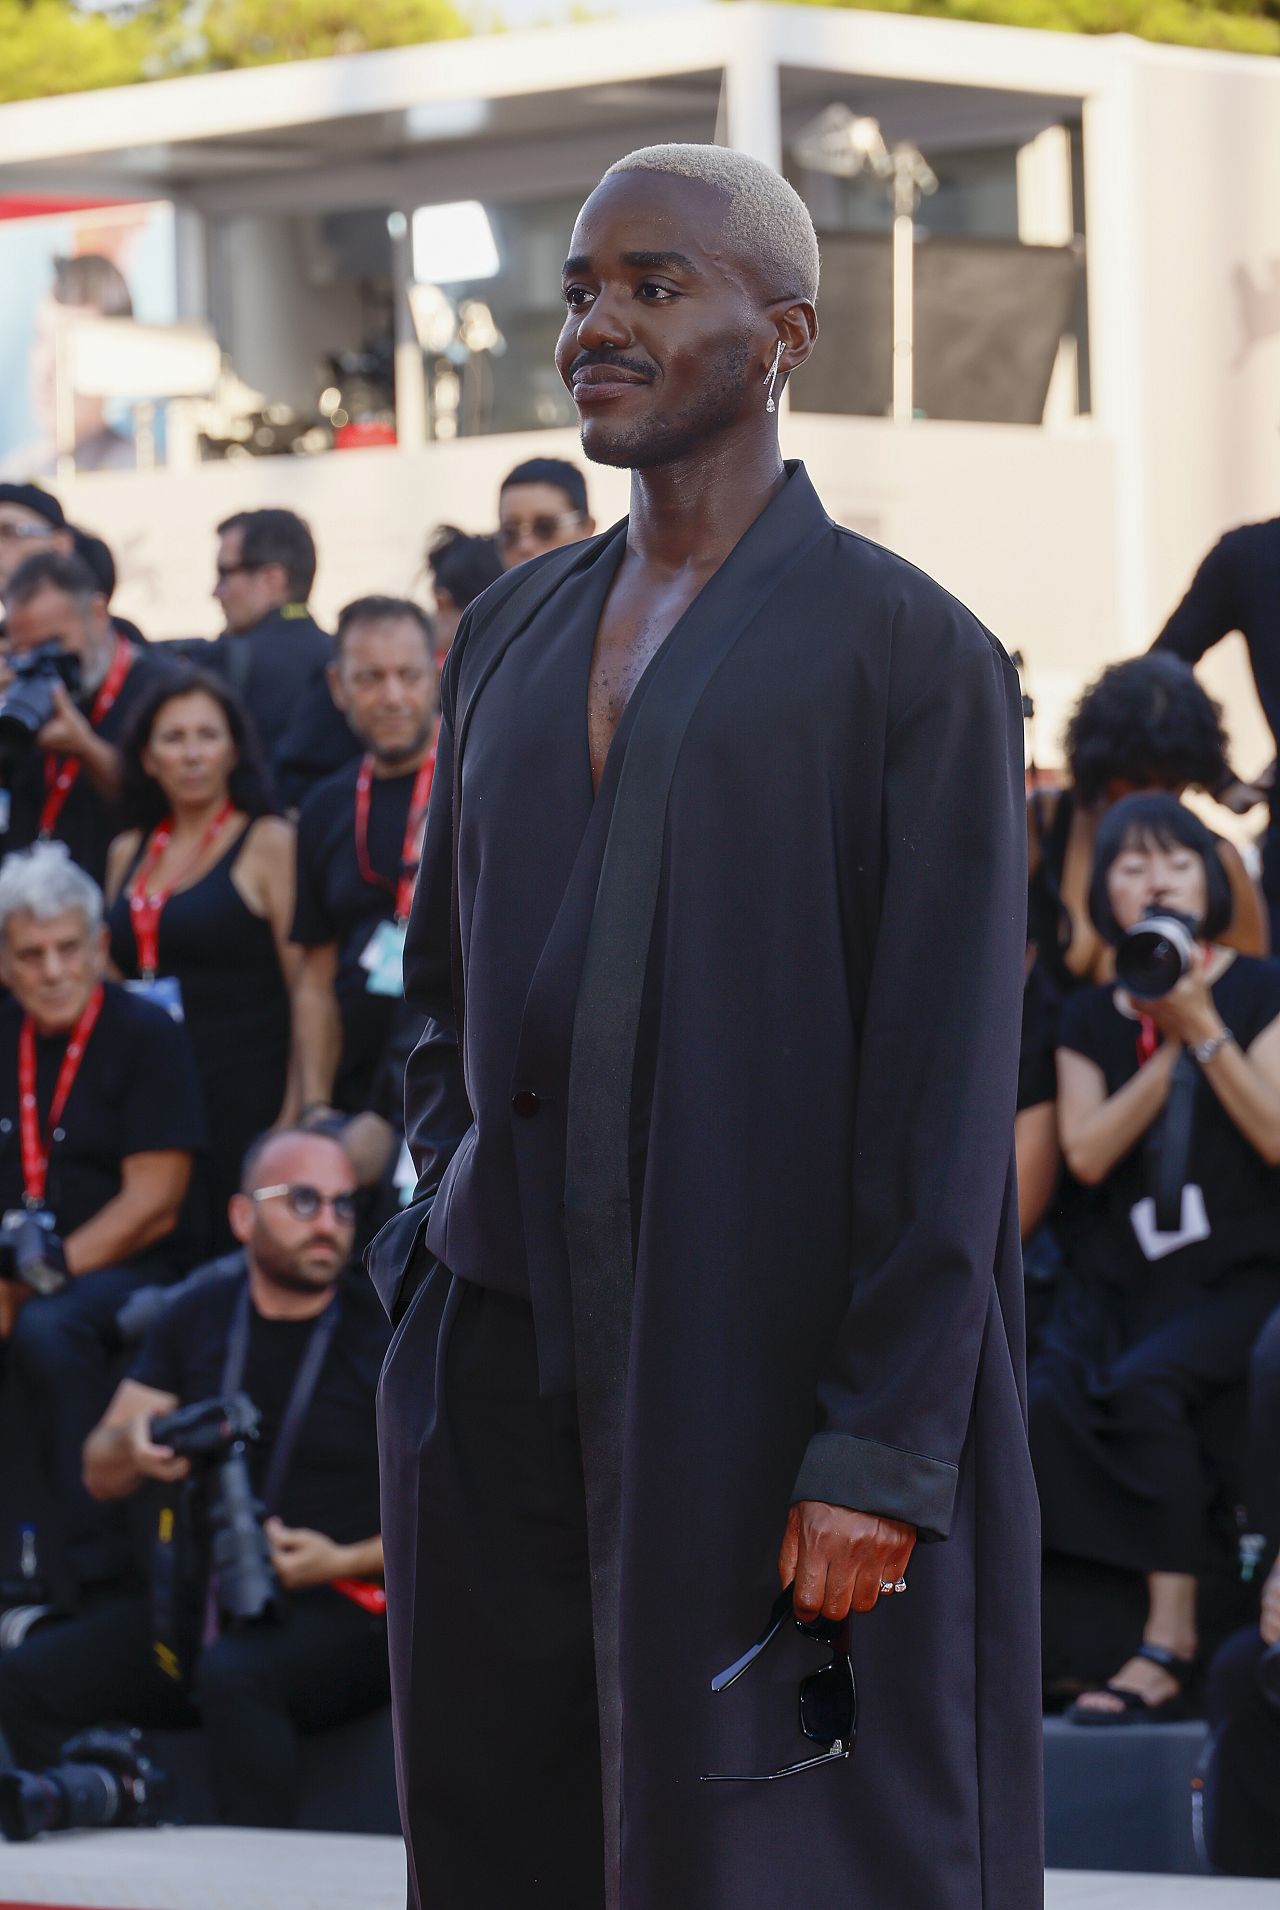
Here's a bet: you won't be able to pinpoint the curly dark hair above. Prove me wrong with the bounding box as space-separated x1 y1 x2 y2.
1064 654 1228 807
117 665 276 832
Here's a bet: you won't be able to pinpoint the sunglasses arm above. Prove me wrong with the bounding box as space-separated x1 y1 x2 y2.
709 1584 796 1694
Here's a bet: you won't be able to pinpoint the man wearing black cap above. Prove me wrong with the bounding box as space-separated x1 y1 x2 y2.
0 484 72 601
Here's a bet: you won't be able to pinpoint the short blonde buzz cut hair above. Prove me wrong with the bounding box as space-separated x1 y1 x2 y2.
603 143 820 304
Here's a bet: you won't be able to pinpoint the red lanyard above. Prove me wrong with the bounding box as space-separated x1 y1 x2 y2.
353 751 436 924
128 801 236 979
18 984 105 1208
38 637 134 839
1135 944 1212 1065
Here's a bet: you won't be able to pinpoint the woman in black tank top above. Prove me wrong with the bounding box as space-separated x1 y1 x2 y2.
105 668 298 1252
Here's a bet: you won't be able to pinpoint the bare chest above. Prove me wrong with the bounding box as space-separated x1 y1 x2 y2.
587 584 699 793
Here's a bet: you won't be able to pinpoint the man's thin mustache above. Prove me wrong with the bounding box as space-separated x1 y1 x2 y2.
568 351 654 381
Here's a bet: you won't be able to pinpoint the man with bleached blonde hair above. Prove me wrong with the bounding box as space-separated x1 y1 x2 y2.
374 142 1040 1910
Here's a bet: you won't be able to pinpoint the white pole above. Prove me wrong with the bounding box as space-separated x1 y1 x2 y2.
891 208 914 426
390 213 428 450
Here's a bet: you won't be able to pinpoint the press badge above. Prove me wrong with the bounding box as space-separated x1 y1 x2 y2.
1130 1184 1210 1261
124 975 185 1022
360 919 407 998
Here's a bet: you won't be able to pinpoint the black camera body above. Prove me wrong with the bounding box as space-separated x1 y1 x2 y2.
0 641 83 750
151 1392 260 1463
0 1206 67 1296
0 1726 171 1842
151 1393 281 1627
1115 907 1199 1001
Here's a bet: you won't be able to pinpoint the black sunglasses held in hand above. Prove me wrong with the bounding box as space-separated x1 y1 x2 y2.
701 1582 856 1782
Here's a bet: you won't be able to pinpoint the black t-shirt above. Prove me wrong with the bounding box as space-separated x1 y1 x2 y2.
130 1267 388 1545
1057 954 1280 1279
2 649 176 886
0 982 206 1239
293 757 419 1109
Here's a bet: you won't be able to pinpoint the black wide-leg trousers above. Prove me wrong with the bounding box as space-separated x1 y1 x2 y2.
377 1266 605 1910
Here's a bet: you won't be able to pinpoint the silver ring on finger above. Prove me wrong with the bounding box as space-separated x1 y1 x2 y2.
878 1578 908 1595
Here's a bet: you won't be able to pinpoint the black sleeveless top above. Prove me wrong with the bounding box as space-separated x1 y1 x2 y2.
107 822 290 1245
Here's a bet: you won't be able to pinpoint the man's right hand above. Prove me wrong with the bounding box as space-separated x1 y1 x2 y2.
128 1414 191 1485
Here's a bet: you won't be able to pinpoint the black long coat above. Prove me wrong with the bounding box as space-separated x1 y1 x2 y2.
373 465 1042 1908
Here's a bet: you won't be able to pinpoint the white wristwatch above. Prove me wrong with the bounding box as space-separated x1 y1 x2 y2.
1190 1029 1235 1066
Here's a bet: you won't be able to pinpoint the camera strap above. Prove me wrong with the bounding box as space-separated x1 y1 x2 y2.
219 1280 341 1515
37 636 133 839
18 984 105 1208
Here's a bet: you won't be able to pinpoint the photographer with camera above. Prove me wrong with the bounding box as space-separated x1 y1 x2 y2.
0 1127 389 1829
0 553 174 886
1031 792 1280 1723
0 844 204 1599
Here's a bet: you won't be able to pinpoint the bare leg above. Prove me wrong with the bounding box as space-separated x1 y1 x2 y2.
1073 1570 1198 1715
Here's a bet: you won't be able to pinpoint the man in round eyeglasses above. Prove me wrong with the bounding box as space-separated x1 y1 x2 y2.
0 1126 391 1830
497 458 595 570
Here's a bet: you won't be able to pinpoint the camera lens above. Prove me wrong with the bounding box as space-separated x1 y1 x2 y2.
0 1763 121 1842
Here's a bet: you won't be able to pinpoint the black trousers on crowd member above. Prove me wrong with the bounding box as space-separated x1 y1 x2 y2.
1029 1270 1280 1575
377 1268 605 1910
1248 1304 1280 1555
0 1588 390 1826
3 1264 149 1593
1203 1627 1280 1876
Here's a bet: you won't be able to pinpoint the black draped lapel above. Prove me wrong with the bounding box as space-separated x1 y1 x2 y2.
563 463 833 1906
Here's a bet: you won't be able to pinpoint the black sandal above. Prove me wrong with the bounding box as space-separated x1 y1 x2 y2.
1064 1643 1198 1726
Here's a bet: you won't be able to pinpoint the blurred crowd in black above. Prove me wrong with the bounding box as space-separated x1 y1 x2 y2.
0 459 592 1835
1018 499 1280 1875
0 458 1277 1874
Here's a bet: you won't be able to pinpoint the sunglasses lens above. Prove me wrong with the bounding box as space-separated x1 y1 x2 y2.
799 1663 854 1747
288 1187 322 1219
334 1195 358 1223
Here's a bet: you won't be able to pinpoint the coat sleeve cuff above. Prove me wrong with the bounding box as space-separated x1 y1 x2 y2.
792 1432 958 1542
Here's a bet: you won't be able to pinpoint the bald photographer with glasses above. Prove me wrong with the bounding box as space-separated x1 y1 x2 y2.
0 1128 390 1829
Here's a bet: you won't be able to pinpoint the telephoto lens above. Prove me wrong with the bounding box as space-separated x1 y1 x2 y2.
0 1728 170 1841
1114 908 1198 1000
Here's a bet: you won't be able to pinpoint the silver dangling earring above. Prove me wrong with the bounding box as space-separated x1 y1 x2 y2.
764 340 783 414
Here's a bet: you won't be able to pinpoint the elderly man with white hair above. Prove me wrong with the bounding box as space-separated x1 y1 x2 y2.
0 843 204 1609
373 143 1040 1908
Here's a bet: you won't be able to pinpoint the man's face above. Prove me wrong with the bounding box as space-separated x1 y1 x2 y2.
0 909 103 1033
213 526 288 635
497 482 590 570
5 582 110 679
330 618 438 766
0 503 66 594
233 1134 357 1294
555 170 768 469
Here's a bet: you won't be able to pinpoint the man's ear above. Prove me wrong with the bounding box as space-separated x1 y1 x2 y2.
94 924 110 973
581 516 597 538
774 299 819 379
326 659 348 714
228 1192 255 1247
53 529 74 560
